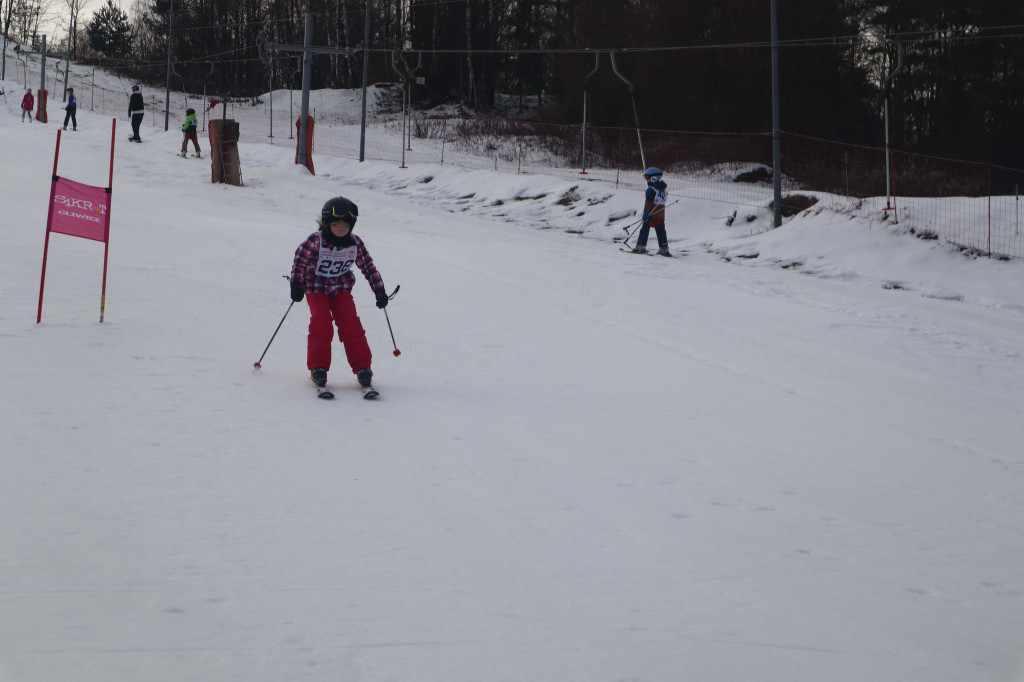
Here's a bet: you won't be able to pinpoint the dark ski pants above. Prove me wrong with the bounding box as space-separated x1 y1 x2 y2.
305 292 372 374
636 219 668 250
130 112 144 140
63 109 77 130
181 132 201 153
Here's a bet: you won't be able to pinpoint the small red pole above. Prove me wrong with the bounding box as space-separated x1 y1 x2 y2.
37 130 63 324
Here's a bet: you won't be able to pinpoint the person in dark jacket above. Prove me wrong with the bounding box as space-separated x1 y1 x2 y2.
289 197 388 395
128 85 144 142
632 167 671 256
180 108 201 157
62 87 77 130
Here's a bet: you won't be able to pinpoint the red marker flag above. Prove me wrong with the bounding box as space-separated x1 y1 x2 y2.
50 177 111 242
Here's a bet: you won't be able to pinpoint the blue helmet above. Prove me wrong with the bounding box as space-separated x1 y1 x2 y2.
643 167 663 181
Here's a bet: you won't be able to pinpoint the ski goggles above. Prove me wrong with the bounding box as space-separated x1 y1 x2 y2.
329 207 358 225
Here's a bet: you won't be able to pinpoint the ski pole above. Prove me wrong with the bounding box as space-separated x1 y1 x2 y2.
618 198 682 249
253 300 295 369
621 222 644 250
384 308 401 356
383 285 401 356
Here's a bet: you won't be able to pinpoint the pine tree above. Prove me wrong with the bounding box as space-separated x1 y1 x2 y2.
86 0 133 58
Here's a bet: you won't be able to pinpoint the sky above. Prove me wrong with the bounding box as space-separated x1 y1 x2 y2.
3 50 1024 682
35 0 131 42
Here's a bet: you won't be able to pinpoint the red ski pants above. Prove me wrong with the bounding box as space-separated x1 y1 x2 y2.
305 292 372 374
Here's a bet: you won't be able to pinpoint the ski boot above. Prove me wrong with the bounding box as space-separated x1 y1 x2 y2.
632 245 648 254
311 367 333 399
356 368 378 399
657 246 672 257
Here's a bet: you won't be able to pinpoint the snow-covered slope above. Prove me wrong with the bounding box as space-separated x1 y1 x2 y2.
2 79 1024 682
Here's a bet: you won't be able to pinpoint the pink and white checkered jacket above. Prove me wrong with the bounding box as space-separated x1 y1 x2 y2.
290 231 384 296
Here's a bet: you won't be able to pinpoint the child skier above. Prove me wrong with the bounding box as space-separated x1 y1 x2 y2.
289 196 390 399
632 167 671 256
62 87 77 131
180 107 201 157
21 89 34 122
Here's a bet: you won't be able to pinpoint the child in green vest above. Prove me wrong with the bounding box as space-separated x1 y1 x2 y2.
180 108 201 157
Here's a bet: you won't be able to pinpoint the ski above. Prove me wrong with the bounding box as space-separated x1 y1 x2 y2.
620 248 680 258
317 387 335 400
362 386 380 400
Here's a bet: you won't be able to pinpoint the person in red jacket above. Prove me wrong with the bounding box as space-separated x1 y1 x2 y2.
289 196 389 395
21 89 34 122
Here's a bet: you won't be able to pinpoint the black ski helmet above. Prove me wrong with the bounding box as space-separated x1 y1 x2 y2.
320 196 358 229
186 107 195 115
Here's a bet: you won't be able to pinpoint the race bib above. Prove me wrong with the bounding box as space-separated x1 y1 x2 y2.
652 188 668 205
315 242 357 278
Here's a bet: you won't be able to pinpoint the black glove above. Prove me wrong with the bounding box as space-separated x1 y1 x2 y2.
375 290 389 309
290 279 304 303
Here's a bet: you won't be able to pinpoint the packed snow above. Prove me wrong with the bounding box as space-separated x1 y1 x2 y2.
2 71 1024 682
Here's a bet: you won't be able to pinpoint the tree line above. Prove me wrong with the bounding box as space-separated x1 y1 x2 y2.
3 0 1022 169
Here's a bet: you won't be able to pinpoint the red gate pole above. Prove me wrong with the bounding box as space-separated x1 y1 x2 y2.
517 120 524 175
891 151 899 225
440 115 448 166
100 118 116 322
37 130 64 324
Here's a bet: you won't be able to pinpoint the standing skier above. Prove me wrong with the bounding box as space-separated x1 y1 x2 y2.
289 196 389 398
632 167 671 256
180 108 201 157
62 87 77 131
21 89 34 122
128 85 144 142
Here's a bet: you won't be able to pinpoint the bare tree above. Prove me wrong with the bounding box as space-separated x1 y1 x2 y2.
62 0 89 58
9 0 55 45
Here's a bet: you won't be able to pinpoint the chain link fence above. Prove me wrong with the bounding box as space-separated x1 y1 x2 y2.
9 51 1022 259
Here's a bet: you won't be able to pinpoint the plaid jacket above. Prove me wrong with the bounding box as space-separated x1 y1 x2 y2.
291 231 384 296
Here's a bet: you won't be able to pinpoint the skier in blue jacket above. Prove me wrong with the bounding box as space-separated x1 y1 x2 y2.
62 88 77 131
633 167 671 256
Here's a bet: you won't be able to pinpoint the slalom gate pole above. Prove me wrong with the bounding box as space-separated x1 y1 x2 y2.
99 118 116 323
37 129 63 324
253 300 295 369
